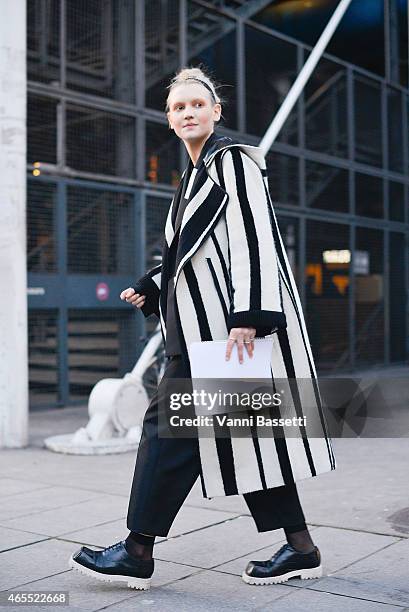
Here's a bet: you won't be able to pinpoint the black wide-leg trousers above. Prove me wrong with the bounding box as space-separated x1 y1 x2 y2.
127 355 307 537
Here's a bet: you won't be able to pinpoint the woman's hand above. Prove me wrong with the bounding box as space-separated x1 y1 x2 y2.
225 327 256 364
120 287 146 309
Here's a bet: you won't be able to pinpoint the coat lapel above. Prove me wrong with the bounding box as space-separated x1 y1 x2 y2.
164 133 267 288
173 136 235 284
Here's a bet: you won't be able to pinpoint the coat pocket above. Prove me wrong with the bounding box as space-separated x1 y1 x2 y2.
205 257 230 324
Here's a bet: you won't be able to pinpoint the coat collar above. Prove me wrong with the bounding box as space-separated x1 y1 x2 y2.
164 133 266 288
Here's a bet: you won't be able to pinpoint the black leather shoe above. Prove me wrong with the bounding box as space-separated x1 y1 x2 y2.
69 541 154 590
242 543 322 585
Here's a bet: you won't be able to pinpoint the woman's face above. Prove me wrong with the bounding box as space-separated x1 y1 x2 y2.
167 82 221 144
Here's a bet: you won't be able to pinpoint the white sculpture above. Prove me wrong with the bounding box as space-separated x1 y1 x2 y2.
44 324 165 455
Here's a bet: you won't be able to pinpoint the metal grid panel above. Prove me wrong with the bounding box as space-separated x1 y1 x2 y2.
27 0 60 84
388 180 405 221
355 172 384 219
354 74 383 167
27 95 58 165
146 122 181 185
266 151 299 206
306 161 349 212
145 0 180 111
305 220 350 371
187 1 238 130
389 231 407 361
28 310 59 406
387 87 404 173
354 226 384 366
27 180 57 273
66 103 135 177
305 57 348 158
65 0 135 101
68 309 135 402
67 185 135 274
245 24 298 144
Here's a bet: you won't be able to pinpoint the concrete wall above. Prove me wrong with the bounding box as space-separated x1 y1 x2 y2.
0 1 28 447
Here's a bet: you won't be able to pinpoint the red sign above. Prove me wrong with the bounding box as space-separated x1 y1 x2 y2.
96 282 109 301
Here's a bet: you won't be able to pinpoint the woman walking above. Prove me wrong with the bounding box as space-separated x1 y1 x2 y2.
69 66 336 590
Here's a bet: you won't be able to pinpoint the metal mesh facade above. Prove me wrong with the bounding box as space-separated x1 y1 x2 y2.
27 0 409 406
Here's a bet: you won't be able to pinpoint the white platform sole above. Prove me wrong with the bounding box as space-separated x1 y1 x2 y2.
242 564 323 585
68 555 151 590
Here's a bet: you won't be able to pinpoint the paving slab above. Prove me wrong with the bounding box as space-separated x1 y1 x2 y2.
311 538 409 607
0 448 136 498
214 525 400 577
0 559 202 612
0 539 75 591
258 587 405 611
0 477 51 498
98 569 295 612
0 485 103 522
0 495 127 537
0 526 48 553
296 438 409 538
154 515 288 569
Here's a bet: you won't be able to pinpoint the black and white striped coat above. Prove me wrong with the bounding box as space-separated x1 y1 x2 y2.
134 135 336 499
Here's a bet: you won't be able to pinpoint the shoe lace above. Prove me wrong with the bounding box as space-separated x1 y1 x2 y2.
104 541 123 552
271 543 290 560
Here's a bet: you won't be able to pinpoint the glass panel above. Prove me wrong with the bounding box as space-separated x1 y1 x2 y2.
387 87 404 173
389 232 407 361
266 151 298 206
66 104 135 177
354 227 384 366
146 0 180 111
355 173 383 218
186 2 237 130
389 181 405 222
306 161 349 213
252 1 385 78
245 25 298 144
146 122 181 185
305 57 348 158
306 221 350 370
68 309 136 402
27 96 58 165
354 75 383 167
67 186 135 274
66 0 135 102
27 0 60 84
27 180 57 273
28 310 59 407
